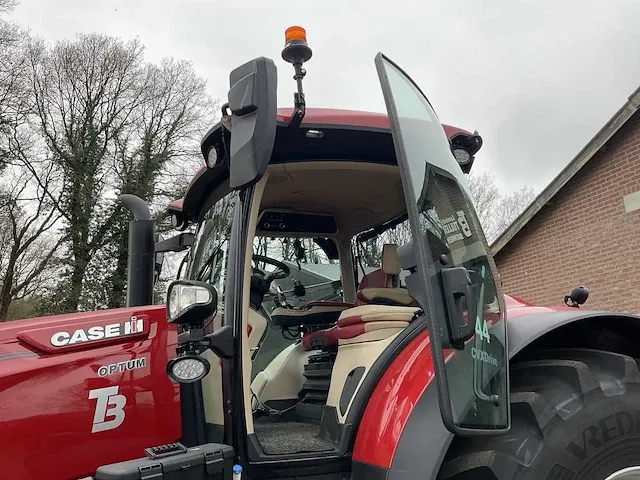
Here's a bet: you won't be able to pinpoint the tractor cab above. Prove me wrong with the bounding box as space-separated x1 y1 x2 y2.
102 27 510 479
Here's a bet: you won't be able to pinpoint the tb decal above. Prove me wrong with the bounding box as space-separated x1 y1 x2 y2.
89 385 127 433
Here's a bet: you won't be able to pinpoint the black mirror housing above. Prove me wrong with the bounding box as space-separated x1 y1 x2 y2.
166 279 218 326
227 56 278 190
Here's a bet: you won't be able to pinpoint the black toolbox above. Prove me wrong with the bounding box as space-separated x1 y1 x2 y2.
95 442 235 480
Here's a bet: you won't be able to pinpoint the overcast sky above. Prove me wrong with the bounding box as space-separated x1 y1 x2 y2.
8 0 640 194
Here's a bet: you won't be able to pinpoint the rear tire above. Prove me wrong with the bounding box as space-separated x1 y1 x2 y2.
437 348 640 480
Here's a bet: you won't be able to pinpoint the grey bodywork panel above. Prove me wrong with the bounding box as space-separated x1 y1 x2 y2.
387 308 640 480
507 309 640 357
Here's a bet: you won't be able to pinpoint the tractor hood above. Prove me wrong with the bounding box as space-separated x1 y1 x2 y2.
0 305 166 353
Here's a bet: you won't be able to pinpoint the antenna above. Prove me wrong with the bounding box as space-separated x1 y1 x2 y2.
281 26 312 128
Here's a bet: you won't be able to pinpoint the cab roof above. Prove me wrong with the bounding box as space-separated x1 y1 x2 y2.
273 107 471 136
178 108 477 223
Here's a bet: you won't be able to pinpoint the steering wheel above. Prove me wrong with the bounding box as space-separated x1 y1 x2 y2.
249 255 291 311
251 254 291 283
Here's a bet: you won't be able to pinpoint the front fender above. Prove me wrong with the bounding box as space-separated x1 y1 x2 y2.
508 309 640 357
352 308 640 480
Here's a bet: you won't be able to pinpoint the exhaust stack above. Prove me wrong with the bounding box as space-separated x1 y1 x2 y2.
120 194 155 307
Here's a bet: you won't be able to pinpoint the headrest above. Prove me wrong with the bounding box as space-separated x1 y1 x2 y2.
382 244 401 275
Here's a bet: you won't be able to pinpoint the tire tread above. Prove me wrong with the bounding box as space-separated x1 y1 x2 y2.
437 348 640 480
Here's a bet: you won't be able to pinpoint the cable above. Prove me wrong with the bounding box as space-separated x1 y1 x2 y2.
251 389 308 416
281 327 300 341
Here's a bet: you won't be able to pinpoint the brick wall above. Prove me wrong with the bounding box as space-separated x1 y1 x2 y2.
494 110 640 314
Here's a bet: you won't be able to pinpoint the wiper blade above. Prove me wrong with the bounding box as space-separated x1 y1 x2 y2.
196 245 222 281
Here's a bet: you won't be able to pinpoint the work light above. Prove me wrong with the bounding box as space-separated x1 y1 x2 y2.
206 145 220 168
166 355 211 383
453 148 472 166
166 280 218 325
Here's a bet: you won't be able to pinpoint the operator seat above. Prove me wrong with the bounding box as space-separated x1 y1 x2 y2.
355 243 417 307
301 244 419 351
312 246 422 427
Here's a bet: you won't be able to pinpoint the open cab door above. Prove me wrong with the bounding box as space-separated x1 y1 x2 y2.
374 53 511 436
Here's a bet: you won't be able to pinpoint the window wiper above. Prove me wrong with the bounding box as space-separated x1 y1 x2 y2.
195 245 223 281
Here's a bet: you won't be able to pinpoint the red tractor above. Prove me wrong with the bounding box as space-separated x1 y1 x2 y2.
2 27 640 480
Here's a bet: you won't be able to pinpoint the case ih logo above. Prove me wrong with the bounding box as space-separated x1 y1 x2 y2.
50 317 144 347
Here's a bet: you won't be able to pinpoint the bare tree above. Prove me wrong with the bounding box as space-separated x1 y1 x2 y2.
113 58 214 197
466 170 537 243
25 33 146 312
0 168 63 320
0 0 18 13
3 24 220 316
0 0 28 172
0 0 19 48
101 57 217 308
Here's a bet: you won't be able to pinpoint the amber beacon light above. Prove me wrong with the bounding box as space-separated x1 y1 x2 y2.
281 25 313 129
282 25 312 64
284 26 307 44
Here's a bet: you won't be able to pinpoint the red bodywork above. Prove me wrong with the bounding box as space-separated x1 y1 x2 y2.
0 306 181 480
275 107 473 138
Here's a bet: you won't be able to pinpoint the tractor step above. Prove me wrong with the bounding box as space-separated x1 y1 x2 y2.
296 349 337 424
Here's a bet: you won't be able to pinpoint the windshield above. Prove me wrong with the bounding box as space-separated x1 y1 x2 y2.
248 235 345 377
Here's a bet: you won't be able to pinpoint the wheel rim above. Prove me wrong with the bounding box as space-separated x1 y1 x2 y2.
604 467 640 480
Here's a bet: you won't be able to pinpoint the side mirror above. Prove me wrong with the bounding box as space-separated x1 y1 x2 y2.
226 56 278 190
166 279 218 326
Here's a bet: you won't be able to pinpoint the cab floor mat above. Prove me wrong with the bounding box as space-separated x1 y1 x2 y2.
253 421 335 455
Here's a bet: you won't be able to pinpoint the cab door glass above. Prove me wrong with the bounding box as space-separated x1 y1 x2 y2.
376 54 509 433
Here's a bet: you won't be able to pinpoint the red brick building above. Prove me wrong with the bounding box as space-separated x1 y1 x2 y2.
492 85 640 315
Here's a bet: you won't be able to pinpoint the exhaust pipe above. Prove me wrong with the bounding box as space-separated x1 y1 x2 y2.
120 194 155 307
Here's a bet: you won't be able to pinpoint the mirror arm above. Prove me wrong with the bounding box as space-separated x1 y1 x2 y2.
177 325 234 360
205 325 234 359
155 232 194 253
288 66 306 129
